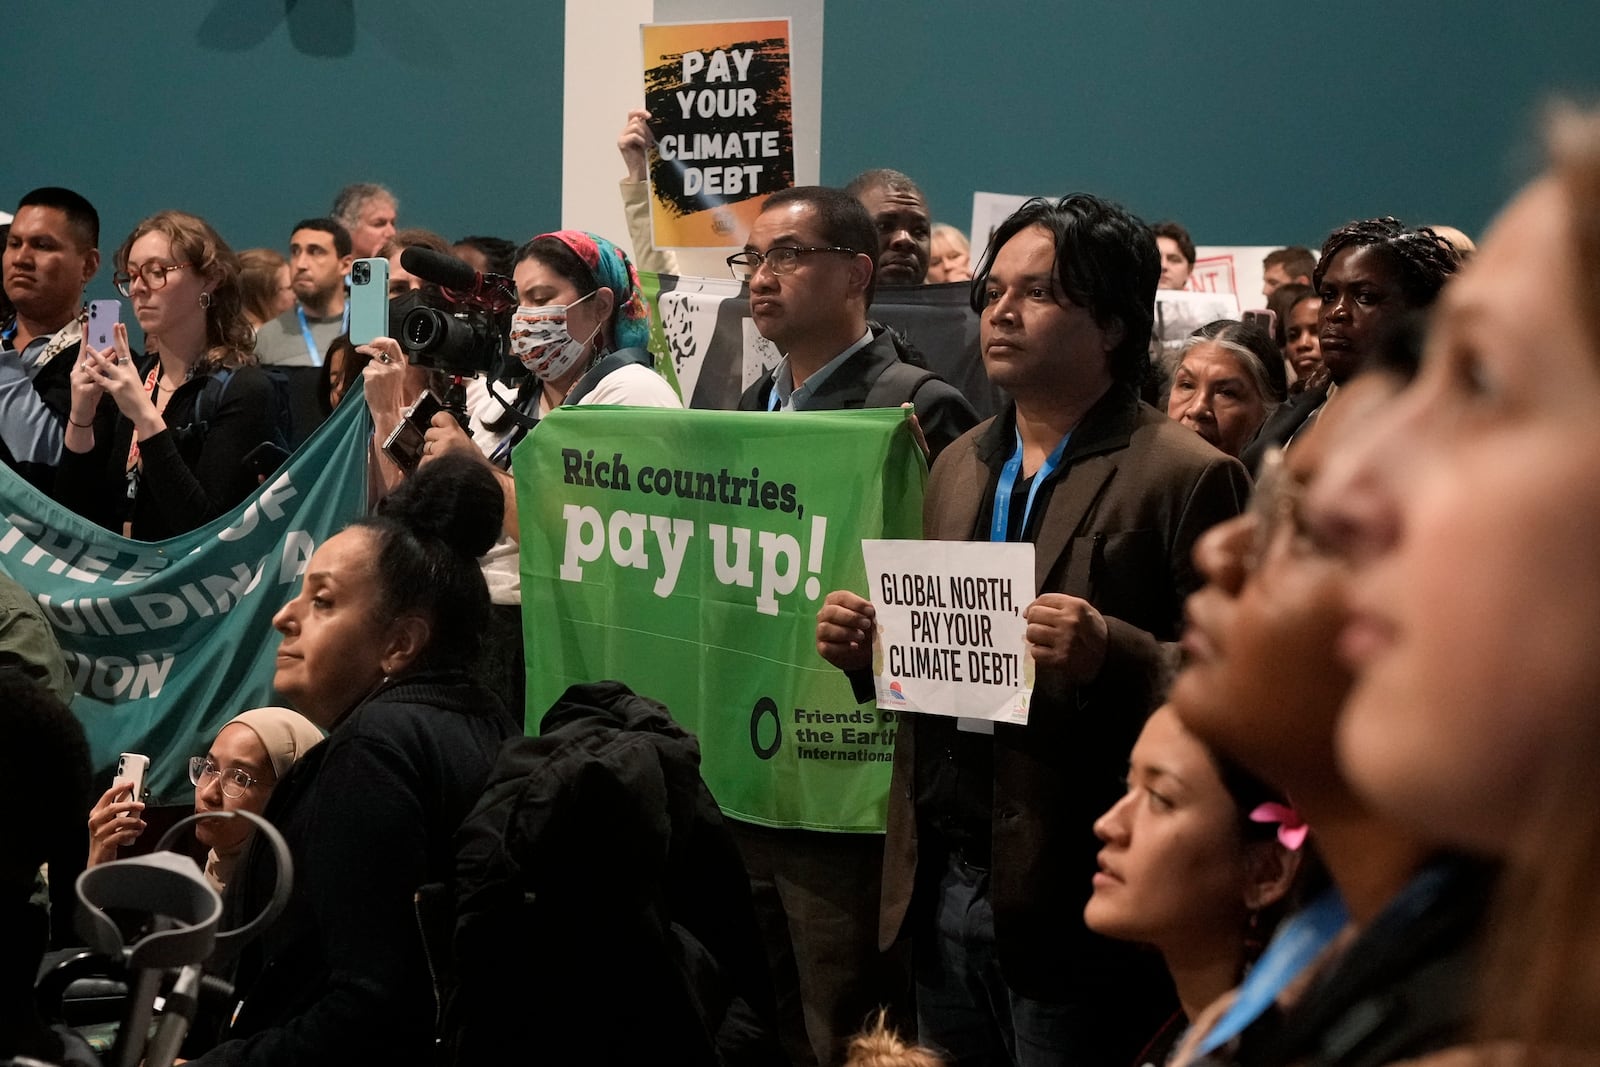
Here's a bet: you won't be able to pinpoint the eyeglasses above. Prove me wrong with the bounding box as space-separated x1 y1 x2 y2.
113 261 189 296
726 245 858 283
189 755 260 799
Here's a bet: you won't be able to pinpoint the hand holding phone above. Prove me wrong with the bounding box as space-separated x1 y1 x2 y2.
115 752 150 808
87 755 150 865
87 299 122 352
1242 309 1278 338
349 258 391 346
381 391 446 474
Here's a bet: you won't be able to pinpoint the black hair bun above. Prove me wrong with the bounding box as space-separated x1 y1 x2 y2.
379 452 504 559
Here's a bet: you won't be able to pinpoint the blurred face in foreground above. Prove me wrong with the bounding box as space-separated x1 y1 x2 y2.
1306 178 1600 856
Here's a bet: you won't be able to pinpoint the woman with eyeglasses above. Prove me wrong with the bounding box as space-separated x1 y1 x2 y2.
86 706 323 893
177 453 514 1066
55 210 278 540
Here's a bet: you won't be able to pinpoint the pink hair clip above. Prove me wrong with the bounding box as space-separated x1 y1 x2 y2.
1249 802 1309 850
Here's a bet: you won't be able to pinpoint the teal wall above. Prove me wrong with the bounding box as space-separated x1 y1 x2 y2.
7 0 1600 286
4 0 565 299
822 1 1600 246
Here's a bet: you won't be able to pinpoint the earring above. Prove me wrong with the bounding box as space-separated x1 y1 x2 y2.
199 291 212 309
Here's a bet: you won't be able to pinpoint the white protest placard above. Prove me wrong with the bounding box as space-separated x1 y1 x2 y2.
1154 289 1239 354
861 539 1035 724
969 191 1032 265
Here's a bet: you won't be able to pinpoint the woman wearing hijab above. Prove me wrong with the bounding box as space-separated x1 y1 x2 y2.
87 706 323 893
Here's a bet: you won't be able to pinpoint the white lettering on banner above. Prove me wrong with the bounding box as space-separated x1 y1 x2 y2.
683 166 765 197
560 505 827 616
674 87 759 120
657 130 782 161
67 651 175 700
28 531 319 638
216 473 299 542
679 48 755 85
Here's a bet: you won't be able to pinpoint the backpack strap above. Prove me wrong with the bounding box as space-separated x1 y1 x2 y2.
563 347 656 407
863 359 940 411
193 368 235 431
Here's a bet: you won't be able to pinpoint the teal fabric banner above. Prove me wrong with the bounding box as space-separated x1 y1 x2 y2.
0 393 372 803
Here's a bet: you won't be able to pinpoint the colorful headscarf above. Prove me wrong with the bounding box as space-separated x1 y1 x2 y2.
534 230 651 352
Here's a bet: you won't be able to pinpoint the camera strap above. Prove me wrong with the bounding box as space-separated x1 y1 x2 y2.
485 348 658 468
564 347 656 406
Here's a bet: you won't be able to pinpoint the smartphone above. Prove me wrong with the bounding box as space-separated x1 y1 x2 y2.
243 440 292 479
115 752 150 813
381 391 445 474
349 258 390 346
87 299 121 351
1242 309 1278 338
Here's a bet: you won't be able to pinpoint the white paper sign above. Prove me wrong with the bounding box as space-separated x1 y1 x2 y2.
969 191 1033 266
1154 289 1240 353
861 539 1035 725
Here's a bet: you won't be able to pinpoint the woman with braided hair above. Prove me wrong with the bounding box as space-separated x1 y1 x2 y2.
1312 217 1460 386
1240 217 1460 473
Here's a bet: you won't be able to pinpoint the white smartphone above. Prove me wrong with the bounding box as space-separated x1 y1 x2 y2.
87 299 121 351
115 752 150 814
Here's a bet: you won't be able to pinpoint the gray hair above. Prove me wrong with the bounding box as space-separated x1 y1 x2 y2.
330 182 397 226
1166 318 1289 411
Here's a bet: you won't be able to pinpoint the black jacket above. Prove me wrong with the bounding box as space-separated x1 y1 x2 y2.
446 680 783 1066
1238 381 1329 476
197 672 513 1067
737 326 979 461
55 359 276 540
1229 856 1495 1067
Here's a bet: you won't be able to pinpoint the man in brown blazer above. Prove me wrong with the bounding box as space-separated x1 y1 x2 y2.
819 194 1250 1065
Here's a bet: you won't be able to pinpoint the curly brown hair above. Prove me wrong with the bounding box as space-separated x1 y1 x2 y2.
114 210 255 372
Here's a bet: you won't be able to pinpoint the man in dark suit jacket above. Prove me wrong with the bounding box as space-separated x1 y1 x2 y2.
727 185 977 1067
734 186 977 458
820 194 1249 1064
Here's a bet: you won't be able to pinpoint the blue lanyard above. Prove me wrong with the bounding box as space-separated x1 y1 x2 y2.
297 304 348 367
990 427 1071 542
1195 888 1350 1056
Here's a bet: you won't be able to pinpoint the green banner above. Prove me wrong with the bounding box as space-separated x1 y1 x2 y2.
0 392 372 803
516 405 925 831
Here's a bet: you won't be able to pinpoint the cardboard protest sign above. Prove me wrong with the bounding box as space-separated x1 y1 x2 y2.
642 18 794 250
515 406 926 831
860 539 1034 724
0 391 371 802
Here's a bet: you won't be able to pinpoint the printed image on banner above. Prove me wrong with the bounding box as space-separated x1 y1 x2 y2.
0 392 372 802
642 18 794 250
861 539 1035 724
516 406 924 831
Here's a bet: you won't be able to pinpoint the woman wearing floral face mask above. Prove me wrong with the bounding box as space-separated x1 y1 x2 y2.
416 230 680 499
365 231 680 728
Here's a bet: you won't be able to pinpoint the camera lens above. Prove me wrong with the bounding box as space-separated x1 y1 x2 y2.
402 307 445 351
353 262 370 284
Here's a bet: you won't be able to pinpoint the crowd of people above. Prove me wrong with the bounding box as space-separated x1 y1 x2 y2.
3 99 1600 1067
